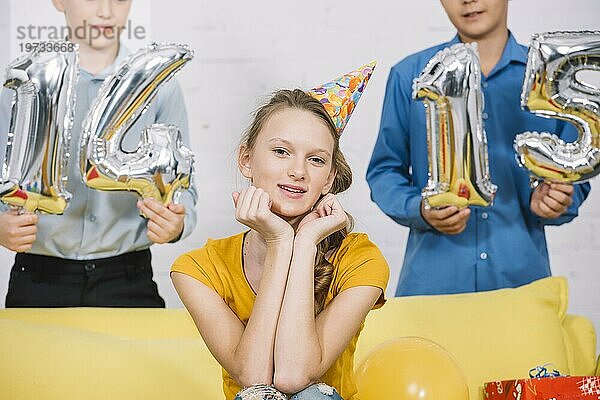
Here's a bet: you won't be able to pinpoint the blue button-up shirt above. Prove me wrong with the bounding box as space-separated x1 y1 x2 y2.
0 45 197 259
366 33 590 296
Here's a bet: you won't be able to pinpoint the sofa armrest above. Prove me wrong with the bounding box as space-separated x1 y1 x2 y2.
563 314 597 375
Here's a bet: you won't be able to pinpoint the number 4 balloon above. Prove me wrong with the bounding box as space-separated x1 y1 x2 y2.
80 43 194 206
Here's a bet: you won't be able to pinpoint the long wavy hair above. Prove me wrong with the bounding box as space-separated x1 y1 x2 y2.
239 89 354 315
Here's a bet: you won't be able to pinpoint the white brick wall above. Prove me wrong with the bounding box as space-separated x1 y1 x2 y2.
1 0 598 351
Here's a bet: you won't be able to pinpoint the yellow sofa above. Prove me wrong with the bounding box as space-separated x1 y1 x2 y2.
0 276 597 400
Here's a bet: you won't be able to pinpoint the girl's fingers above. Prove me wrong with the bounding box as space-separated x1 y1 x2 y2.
248 189 264 217
315 194 335 216
235 188 249 219
329 197 343 214
238 187 256 215
258 191 271 215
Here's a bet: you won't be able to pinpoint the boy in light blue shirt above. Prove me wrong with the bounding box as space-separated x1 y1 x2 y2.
0 0 197 307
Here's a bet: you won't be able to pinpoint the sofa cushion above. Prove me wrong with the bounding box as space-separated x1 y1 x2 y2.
354 276 596 400
0 307 199 338
0 318 223 400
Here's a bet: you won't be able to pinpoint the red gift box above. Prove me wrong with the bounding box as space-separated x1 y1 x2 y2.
484 376 600 399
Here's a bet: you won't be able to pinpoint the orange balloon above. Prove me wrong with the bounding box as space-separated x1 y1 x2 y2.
355 337 469 400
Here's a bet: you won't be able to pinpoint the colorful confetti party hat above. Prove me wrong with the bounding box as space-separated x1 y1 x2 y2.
308 61 376 134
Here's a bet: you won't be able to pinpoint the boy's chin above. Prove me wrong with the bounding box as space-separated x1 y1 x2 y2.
458 23 498 41
81 38 120 52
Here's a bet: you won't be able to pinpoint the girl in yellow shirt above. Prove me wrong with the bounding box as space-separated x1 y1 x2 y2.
171 72 389 400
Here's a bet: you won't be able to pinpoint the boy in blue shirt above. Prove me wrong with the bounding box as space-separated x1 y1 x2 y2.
367 0 590 296
0 0 197 307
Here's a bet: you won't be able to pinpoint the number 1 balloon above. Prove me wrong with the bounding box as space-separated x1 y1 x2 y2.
80 43 194 206
0 42 78 214
413 42 497 208
515 31 600 183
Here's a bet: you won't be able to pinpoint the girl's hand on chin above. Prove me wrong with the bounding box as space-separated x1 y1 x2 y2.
232 186 294 245
295 194 348 246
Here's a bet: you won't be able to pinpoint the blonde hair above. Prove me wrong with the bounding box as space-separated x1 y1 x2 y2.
240 89 354 314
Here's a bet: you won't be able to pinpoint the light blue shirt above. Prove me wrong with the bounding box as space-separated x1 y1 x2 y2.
0 45 197 259
366 33 590 296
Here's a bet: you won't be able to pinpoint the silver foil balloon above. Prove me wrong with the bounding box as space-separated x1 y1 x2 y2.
515 31 600 183
413 42 497 208
0 42 78 214
81 43 194 205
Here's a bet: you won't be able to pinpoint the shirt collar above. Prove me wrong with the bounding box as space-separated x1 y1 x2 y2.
81 44 131 81
498 31 527 65
449 31 527 77
449 34 462 46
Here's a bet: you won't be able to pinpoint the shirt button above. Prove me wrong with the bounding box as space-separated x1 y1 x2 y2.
481 212 488 220
89 214 97 222
482 112 489 120
482 81 489 88
480 252 488 260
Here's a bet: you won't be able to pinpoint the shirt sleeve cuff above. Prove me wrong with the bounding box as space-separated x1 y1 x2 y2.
170 190 196 243
408 195 433 232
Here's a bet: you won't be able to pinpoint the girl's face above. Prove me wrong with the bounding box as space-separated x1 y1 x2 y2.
239 108 337 222
52 0 132 52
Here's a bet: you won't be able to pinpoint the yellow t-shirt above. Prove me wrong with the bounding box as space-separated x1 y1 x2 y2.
171 232 389 400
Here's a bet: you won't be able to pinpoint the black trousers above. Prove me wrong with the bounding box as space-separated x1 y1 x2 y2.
5 249 165 308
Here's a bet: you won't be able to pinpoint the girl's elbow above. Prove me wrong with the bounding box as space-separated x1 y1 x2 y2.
273 370 313 394
234 367 273 389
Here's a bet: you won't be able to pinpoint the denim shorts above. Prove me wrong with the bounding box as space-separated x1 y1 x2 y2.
234 383 343 400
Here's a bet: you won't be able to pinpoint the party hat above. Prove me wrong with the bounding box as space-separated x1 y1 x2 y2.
308 61 376 134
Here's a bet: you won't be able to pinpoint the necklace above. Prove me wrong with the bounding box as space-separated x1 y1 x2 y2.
243 233 249 259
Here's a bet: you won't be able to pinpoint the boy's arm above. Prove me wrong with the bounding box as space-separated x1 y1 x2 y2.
155 80 197 240
366 66 432 231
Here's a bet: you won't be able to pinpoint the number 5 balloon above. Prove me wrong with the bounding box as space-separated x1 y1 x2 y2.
414 42 497 208
515 31 600 183
0 42 78 214
80 43 194 206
